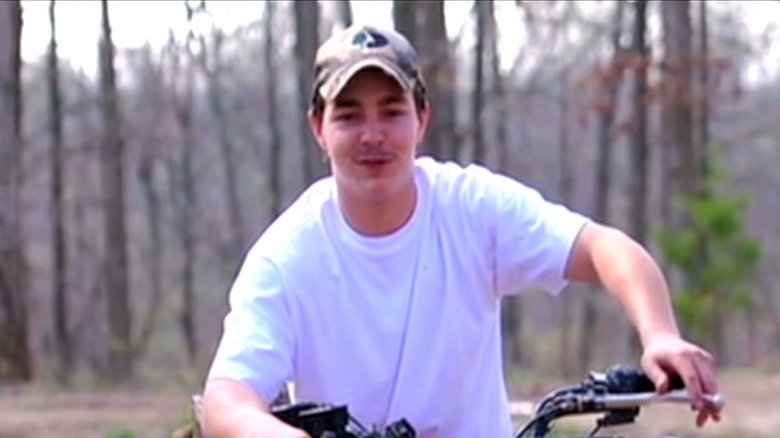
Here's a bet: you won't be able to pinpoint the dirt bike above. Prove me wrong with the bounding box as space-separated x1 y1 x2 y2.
270 363 725 438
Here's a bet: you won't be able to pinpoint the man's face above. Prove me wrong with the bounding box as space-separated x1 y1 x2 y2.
310 68 429 203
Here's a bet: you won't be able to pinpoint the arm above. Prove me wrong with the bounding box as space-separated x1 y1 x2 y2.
202 377 309 438
564 222 679 344
563 222 721 426
203 252 304 438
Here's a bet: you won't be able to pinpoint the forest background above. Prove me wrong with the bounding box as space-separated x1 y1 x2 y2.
1 1 779 437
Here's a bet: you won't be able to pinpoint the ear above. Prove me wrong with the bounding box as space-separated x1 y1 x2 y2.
415 102 431 147
308 111 328 154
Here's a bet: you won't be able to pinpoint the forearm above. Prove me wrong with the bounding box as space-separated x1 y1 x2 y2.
202 377 298 438
567 224 681 345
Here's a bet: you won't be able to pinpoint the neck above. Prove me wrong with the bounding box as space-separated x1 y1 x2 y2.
338 181 417 237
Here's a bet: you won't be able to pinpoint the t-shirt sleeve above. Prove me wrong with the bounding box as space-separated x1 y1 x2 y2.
459 164 589 297
206 253 295 403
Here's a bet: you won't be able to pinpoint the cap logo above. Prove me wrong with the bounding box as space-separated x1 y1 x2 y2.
351 30 388 49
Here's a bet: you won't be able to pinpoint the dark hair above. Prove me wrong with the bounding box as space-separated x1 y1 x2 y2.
309 81 428 118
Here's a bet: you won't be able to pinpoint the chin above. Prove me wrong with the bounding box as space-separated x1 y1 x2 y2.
336 166 414 202
358 181 401 202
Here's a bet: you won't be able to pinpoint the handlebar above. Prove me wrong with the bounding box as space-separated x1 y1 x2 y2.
270 363 725 438
599 390 724 410
514 363 725 438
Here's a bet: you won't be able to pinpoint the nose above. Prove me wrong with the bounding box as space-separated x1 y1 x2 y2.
358 119 385 146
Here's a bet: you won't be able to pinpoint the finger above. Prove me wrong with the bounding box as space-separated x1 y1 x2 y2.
672 356 704 408
696 407 708 427
691 351 721 417
694 349 720 394
695 401 719 427
642 357 670 393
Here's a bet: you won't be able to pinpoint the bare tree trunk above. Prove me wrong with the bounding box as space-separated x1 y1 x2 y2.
471 0 488 164
696 0 710 184
661 0 696 228
418 0 458 160
595 0 624 229
556 91 572 183
265 1 283 220
294 0 324 185
758 266 780 358
173 2 201 363
629 0 650 253
627 0 650 357
335 0 352 28
488 0 508 171
501 297 523 368
136 151 163 359
99 0 133 383
178 128 198 364
580 0 625 375
695 0 727 362
129 44 167 365
48 0 73 384
0 0 32 382
392 0 418 47
557 72 575 377
396 0 457 160
70 77 99 375
199 28 246 264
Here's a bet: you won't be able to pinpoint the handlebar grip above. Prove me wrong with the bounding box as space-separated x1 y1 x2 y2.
605 364 687 393
667 373 685 391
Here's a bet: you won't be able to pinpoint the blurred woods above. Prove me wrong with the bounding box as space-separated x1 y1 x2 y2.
0 0 778 387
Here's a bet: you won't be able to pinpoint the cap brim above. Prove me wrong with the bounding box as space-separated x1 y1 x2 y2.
318 57 415 101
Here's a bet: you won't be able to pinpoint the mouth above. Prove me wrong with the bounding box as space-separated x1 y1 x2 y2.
355 150 395 166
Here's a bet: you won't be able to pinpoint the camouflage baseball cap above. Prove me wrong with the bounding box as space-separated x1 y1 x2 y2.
312 24 425 103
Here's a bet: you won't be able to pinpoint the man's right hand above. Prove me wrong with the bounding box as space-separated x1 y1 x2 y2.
202 377 311 438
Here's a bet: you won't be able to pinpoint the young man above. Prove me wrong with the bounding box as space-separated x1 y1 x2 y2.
202 25 721 438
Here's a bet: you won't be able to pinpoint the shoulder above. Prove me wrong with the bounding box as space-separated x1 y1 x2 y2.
248 177 335 263
414 155 540 209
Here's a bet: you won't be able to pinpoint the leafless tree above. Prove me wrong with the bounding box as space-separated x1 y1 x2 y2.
132 43 166 361
661 0 696 227
99 0 133 382
335 0 353 28
472 0 489 164
48 0 73 384
392 0 418 49
166 1 202 363
418 0 458 160
488 0 508 171
198 22 247 264
394 0 458 160
265 1 284 220
0 0 31 381
294 0 324 184
626 0 651 356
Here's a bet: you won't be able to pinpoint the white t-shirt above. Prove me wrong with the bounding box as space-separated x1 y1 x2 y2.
207 157 589 438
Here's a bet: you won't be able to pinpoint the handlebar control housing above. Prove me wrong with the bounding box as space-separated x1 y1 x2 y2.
271 402 416 438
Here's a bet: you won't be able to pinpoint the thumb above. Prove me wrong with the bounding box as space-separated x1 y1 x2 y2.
643 359 670 393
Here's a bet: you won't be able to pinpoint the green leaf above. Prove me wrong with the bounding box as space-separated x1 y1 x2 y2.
728 290 753 310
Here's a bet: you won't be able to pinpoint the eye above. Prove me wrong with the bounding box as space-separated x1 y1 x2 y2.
333 111 359 122
383 106 407 117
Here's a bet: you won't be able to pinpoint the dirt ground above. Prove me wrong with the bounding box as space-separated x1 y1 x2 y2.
0 369 778 438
